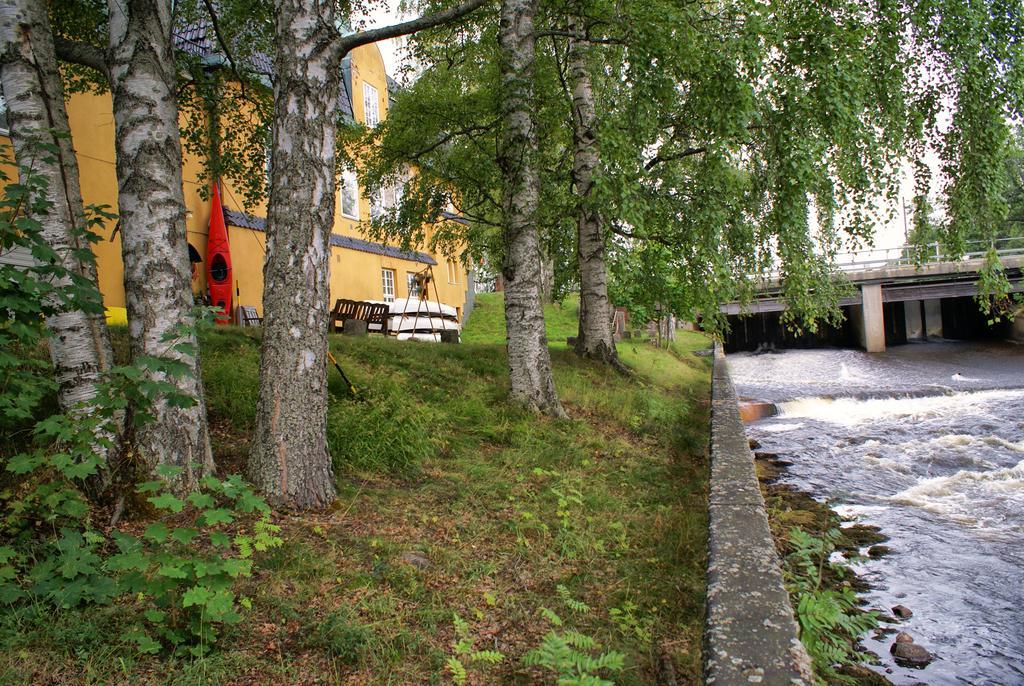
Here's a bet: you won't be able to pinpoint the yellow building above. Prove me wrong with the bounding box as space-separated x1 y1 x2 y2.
0 37 473 326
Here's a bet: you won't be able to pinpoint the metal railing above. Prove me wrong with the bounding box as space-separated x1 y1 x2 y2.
831 236 1024 273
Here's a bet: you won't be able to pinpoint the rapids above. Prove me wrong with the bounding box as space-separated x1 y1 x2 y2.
729 341 1024 686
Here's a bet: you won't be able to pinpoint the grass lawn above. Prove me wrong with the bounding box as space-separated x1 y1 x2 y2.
1 295 712 685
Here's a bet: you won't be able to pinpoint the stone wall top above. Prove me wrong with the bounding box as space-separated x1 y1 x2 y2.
704 343 814 685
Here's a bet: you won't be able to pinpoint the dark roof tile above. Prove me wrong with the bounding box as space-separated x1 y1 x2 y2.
223 209 436 265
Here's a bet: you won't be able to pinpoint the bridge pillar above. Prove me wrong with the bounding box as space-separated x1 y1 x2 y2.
858 284 886 352
904 301 925 340
924 299 943 338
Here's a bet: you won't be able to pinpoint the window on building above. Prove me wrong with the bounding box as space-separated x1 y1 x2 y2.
393 178 405 208
381 268 395 302
447 259 459 284
370 190 384 220
363 83 379 127
407 272 420 298
341 168 359 219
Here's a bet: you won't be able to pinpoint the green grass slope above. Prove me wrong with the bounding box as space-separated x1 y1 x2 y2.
3 312 712 685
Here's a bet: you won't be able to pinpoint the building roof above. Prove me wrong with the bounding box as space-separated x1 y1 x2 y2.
223 209 437 265
173 21 351 118
328 233 437 265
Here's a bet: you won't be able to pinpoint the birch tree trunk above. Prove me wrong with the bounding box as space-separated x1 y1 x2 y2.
497 0 565 417
0 0 115 421
539 249 555 303
247 0 340 509
567 20 619 366
107 0 212 487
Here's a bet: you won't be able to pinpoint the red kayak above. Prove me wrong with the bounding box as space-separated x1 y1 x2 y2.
206 181 233 324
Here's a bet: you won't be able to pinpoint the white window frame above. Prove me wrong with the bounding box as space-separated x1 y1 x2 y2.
381 268 395 302
341 168 359 220
363 83 380 127
407 272 420 298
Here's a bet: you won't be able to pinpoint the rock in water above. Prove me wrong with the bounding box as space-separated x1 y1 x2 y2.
894 632 914 644
892 604 913 619
892 641 932 667
748 438 762 450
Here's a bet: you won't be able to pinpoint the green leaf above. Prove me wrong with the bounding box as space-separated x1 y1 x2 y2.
234 490 269 514
204 589 236 620
144 609 167 623
148 493 185 513
199 509 234 526
106 550 148 572
220 558 252 578
157 564 188 579
181 585 214 608
6 453 41 475
143 522 170 543
186 492 215 509
135 634 162 654
170 528 200 545
209 531 232 548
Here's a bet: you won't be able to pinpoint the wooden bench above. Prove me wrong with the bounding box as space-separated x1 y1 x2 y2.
239 305 262 327
329 299 389 334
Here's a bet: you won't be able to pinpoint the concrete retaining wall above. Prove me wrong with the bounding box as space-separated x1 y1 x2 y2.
704 344 814 685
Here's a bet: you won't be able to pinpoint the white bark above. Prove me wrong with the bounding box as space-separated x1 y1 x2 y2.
107 0 212 487
567 18 619 366
0 0 115 419
248 0 340 509
498 0 565 417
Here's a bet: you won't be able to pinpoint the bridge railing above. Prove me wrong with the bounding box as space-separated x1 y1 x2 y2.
832 236 1024 272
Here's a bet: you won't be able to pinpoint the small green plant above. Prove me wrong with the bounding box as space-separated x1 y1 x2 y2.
445 612 505 685
785 527 878 684
608 600 653 646
304 605 374 665
522 586 624 685
0 147 281 656
112 466 282 655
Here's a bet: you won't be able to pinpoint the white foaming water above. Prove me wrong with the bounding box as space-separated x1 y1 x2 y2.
862 455 914 474
737 343 1024 685
889 459 1024 530
776 389 1024 426
756 422 804 432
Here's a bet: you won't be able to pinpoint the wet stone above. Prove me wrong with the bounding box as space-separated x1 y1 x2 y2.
892 641 932 668
892 604 914 619
868 545 891 558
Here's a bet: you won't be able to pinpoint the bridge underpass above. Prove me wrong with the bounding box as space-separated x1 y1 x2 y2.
721 245 1024 353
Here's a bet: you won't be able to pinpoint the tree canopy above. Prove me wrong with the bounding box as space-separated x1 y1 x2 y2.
362 0 1024 331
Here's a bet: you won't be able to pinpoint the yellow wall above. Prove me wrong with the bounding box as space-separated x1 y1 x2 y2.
2 41 471 323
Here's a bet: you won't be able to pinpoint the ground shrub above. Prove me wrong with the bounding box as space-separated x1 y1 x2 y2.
327 377 438 474
305 606 374 665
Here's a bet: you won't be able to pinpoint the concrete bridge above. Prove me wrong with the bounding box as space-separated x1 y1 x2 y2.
721 239 1024 352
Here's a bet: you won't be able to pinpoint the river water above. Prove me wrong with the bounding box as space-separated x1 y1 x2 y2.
728 341 1024 686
